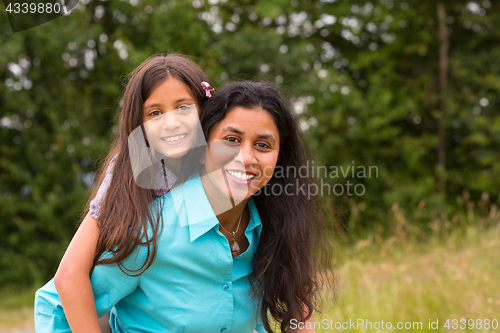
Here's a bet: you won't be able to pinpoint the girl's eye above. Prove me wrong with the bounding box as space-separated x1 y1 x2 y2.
148 110 162 117
175 104 195 114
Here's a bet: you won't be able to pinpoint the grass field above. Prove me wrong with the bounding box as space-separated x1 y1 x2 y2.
312 223 500 332
0 287 36 330
1 224 499 332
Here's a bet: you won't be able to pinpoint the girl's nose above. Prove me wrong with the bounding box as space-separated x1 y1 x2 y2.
162 111 181 130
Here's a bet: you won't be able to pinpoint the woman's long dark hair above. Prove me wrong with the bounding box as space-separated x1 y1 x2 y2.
200 81 335 332
87 54 210 274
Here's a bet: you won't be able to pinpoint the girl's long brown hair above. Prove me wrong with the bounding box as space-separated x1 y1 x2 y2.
85 54 210 275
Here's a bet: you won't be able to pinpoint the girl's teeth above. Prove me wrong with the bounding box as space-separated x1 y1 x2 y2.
227 170 255 181
163 134 186 142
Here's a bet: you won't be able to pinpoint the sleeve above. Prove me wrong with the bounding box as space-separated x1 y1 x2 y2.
90 248 144 317
34 247 145 331
89 156 116 220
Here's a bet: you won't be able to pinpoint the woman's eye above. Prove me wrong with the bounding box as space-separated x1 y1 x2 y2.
224 137 240 144
256 142 271 149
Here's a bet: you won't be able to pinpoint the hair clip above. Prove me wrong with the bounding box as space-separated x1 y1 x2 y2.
201 81 214 98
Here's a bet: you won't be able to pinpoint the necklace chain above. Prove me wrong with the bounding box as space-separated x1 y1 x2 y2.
219 210 243 237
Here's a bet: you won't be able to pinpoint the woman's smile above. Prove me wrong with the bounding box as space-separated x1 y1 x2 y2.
226 169 257 184
201 106 280 203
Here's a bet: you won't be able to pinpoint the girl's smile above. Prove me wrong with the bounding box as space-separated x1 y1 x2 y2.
160 133 188 143
142 77 201 159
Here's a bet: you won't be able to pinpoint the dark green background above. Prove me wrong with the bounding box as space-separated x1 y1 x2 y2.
0 0 498 288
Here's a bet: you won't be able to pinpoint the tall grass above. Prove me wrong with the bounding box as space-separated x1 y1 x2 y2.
314 226 499 332
311 194 500 333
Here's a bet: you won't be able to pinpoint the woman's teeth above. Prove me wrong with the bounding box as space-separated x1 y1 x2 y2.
227 170 256 181
162 134 187 142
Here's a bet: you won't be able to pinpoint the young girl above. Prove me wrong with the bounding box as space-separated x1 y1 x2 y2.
35 80 333 332
35 53 214 333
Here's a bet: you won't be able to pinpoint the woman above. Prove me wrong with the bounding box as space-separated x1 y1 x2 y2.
200 81 333 332
35 81 333 332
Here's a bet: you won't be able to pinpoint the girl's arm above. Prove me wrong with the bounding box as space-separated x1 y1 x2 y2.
53 156 116 332
53 212 102 333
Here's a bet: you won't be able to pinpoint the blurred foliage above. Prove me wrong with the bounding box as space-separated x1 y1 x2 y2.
0 0 499 288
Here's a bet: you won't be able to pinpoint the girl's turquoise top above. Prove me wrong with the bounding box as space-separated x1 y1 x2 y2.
34 173 266 333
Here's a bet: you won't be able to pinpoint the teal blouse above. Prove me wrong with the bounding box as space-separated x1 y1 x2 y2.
34 173 266 333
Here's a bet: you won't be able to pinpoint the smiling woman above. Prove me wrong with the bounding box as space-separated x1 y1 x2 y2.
199 106 280 258
202 106 280 203
200 81 335 332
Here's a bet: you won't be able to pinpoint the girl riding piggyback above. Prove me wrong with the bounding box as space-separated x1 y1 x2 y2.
35 54 213 333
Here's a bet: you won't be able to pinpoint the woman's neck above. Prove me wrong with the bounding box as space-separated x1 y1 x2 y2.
216 202 248 232
199 168 249 230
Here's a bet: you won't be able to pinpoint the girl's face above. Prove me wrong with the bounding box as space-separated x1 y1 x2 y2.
142 77 200 159
201 106 280 203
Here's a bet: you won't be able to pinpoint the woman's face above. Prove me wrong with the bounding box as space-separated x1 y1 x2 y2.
142 76 200 159
201 106 280 203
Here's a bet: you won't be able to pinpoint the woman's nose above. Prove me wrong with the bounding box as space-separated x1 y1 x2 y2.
233 143 258 167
